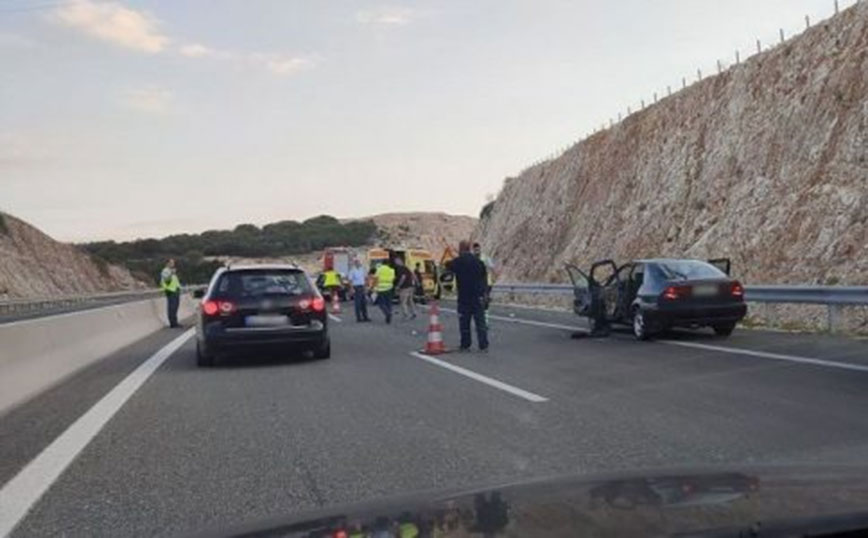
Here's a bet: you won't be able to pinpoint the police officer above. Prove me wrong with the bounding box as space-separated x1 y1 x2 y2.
159 259 181 328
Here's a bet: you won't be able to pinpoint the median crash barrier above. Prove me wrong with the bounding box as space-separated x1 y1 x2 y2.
0 294 197 416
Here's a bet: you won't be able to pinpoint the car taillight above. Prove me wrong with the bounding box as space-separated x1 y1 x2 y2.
333 531 348 538
662 285 689 301
202 300 218 316
731 281 745 298
312 297 325 312
202 300 235 316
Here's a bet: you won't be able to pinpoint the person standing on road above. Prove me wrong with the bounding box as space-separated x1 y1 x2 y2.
322 266 342 303
159 259 181 328
348 259 370 323
394 258 417 320
373 261 396 324
446 241 489 352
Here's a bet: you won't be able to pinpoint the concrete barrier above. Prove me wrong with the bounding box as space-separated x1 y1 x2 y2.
0 295 197 416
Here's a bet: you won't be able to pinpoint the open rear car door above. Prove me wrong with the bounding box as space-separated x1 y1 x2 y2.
708 258 732 276
565 264 592 317
590 260 620 321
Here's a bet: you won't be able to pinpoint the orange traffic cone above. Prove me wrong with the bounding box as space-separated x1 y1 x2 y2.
423 301 447 355
331 291 341 314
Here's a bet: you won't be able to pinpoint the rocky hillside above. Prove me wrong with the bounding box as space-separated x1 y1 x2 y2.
477 3 867 286
0 212 145 299
363 212 477 254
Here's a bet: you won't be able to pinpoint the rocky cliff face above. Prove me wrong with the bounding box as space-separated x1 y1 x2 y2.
0 212 145 299
478 3 867 287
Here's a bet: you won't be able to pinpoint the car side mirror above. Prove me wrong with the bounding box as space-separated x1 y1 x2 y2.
192 289 205 299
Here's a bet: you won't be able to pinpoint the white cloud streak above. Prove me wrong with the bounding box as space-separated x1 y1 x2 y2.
356 6 416 26
120 87 173 113
51 0 314 76
53 0 168 53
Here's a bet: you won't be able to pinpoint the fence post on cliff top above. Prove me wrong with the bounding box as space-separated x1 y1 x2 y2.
779 28 785 44
756 39 762 54
735 50 741 64
834 0 839 15
805 14 811 29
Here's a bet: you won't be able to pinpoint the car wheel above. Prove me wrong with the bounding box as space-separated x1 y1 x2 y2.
313 337 331 360
196 341 214 367
712 322 737 337
632 307 652 341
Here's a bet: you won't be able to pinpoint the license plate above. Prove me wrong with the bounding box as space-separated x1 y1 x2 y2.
245 314 289 327
693 285 718 297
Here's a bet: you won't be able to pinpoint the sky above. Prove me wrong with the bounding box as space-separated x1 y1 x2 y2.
0 0 857 242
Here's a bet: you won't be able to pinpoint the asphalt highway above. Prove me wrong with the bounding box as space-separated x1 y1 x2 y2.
2 301 867 537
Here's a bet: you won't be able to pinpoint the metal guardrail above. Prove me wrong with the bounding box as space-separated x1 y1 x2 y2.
492 283 868 305
491 283 868 332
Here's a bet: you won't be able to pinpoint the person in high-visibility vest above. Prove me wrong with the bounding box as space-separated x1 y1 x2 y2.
372 261 396 324
322 268 341 303
159 259 182 328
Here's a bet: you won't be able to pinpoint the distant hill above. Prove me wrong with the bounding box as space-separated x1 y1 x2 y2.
82 212 477 283
363 212 478 254
0 212 145 299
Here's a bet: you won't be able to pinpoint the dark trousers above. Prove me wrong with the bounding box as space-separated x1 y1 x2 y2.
458 297 488 350
375 289 393 322
166 291 180 328
353 286 369 321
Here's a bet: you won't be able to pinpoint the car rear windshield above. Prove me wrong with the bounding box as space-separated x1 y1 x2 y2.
214 270 312 298
653 261 726 281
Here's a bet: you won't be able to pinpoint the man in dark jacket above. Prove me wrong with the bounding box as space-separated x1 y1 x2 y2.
445 240 489 352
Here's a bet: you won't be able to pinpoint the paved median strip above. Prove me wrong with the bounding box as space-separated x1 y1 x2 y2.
409 351 549 403
0 329 194 537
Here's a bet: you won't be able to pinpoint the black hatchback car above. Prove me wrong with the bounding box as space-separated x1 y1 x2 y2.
567 258 747 340
194 264 330 366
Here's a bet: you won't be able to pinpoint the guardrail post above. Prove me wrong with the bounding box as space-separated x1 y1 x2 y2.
827 304 843 334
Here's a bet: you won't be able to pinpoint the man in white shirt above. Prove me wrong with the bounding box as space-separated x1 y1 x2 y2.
348 259 370 322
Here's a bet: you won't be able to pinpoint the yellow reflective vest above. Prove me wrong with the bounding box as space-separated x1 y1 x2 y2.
323 270 341 287
160 268 181 293
374 264 395 292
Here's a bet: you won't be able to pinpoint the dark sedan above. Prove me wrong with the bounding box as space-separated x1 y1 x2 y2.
567 258 747 340
194 264 330 366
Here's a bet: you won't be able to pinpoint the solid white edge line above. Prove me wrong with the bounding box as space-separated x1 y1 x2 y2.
0 329 194 537
409 351 548 403
442 304 868 375
328 314 342 323
660 339 868 373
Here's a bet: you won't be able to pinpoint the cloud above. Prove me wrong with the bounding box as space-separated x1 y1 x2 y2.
120 87 173 113
249 53 315 76
179 42 213 58
53 0 168 53
50 1 314 76
356 6 415 26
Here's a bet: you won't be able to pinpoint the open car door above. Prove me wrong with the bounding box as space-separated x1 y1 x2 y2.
565 264 592 317
590 260 620 321
708 258 732 276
